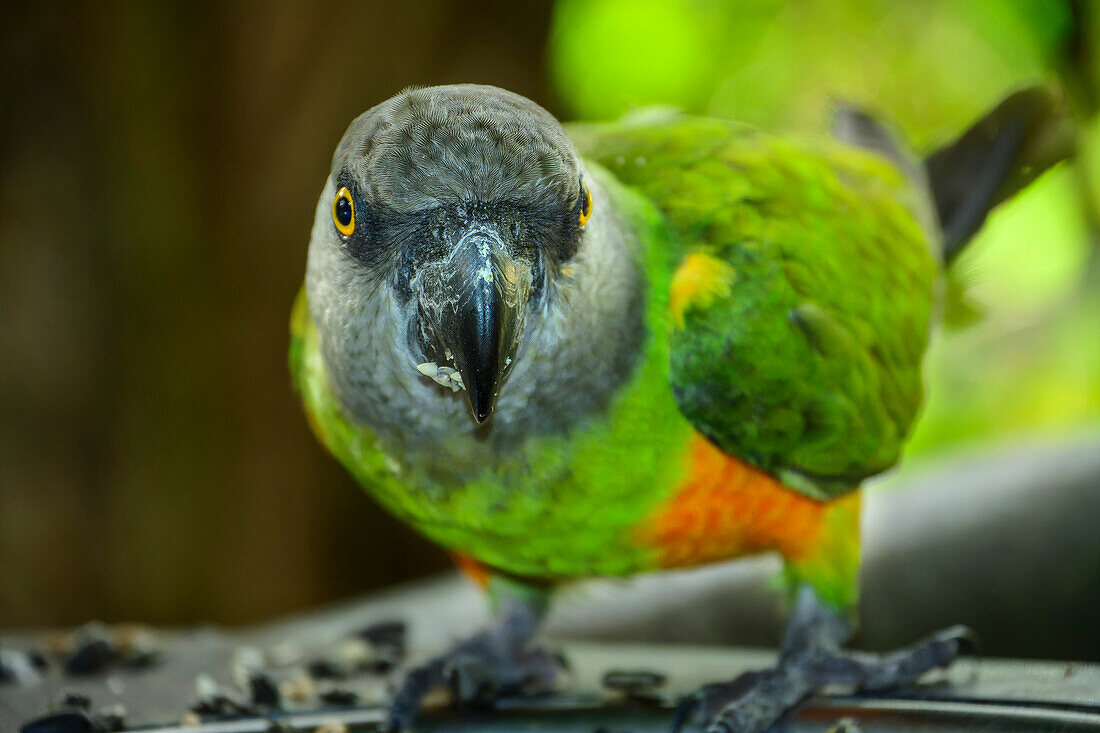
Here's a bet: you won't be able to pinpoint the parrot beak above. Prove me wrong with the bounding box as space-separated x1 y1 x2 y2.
414 227 530 424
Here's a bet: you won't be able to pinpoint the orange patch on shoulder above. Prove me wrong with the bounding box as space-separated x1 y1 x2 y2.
634 434 832 567
452 552 491 589
669 252 736 329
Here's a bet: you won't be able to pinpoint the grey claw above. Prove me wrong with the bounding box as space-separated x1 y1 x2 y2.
445 653 496 706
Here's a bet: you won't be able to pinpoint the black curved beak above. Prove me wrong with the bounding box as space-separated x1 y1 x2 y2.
415 228 529 424
450 270 507 422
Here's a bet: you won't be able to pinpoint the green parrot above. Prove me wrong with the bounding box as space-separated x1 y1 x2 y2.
290 84 1067 731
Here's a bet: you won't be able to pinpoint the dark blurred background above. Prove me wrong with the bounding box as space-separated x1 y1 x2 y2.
1 1 1098 631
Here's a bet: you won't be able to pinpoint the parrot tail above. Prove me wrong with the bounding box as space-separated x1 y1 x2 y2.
925 86 1075 262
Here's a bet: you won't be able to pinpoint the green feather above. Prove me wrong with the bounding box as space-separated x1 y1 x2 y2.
570 114 938 498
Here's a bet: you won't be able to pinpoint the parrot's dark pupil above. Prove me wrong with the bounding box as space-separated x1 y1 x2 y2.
336 197 353 226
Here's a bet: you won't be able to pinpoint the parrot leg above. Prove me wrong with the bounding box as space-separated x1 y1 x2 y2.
673 585 973 733
387 594 559 732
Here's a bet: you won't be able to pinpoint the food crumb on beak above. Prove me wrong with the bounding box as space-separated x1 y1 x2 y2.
415 362 466 392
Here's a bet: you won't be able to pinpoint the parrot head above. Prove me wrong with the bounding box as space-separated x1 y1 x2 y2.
304 85 642 443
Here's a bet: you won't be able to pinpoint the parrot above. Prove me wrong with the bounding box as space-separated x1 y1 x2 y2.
289 83 1069 732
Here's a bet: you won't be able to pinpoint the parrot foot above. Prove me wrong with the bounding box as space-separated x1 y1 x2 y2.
386 598 561 732
673 585 974 733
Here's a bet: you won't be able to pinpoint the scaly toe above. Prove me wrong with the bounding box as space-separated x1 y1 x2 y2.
674 621 973 733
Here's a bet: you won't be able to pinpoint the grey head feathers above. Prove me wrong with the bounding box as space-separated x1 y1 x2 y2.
305 84 646 475
335 84 583 214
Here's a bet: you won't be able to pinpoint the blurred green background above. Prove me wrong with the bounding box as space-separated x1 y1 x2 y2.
1 0 1097 629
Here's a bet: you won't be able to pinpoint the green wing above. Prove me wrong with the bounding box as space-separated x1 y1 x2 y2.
571 115 939 498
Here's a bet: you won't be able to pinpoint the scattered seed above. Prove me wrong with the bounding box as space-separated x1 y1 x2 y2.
27 647 50 671
333 638 375 674
65 625 115 676
319 687 359 706
65 640 113 676
357 620 407 665
358 679 390 705
60 691 92 709
109 625 153 658
231 646 266 689
195 673 219 700
308 658 346 680
119 628 162 670
249 672 281 707
280 673 316 703
0 648 44 685
191 693 254 717
96 704 127 732
192 673 254 716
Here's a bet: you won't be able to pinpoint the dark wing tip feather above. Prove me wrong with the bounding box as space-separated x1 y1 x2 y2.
925 86 1076 262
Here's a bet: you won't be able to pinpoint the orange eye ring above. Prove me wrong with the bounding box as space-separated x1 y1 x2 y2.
579 182 593 228
332 186 355 237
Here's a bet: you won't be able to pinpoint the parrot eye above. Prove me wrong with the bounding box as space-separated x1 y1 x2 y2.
332 186 356 237
578 181 593 228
